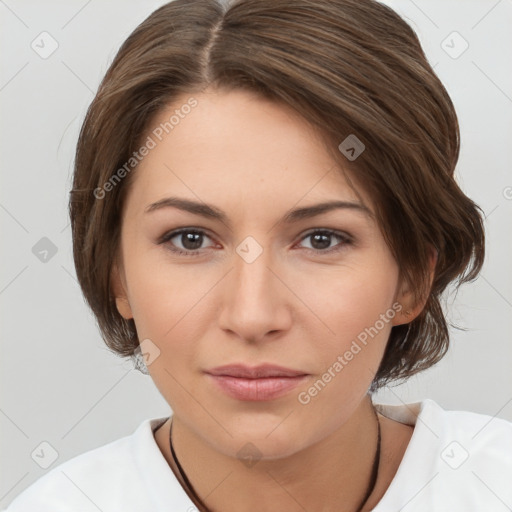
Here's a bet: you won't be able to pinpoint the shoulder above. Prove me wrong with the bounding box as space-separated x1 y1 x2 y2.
421 398 512 457
3 417 177 512
378 397 512 450
374 399 512 511
425 400 512 508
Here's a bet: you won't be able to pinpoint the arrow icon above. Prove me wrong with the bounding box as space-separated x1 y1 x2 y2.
236 236 263 263
338 134 365 161
440 31 468 59
31 441 59 468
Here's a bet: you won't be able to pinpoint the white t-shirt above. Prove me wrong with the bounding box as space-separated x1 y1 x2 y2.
4 398 512 511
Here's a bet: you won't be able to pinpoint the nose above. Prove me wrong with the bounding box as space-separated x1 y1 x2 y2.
217 242 293 344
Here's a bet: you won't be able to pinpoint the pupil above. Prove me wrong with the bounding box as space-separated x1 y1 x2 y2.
312 233 330 250
182 232 202 250
179 232 332 251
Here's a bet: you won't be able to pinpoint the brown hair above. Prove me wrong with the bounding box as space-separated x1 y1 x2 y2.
69 0 485 391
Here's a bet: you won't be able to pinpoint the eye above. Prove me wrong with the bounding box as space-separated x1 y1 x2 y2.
158 227 353 257
296 229 352 253
158 228 216 256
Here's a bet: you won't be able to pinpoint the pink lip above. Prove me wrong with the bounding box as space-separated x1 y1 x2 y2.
204 364 309 401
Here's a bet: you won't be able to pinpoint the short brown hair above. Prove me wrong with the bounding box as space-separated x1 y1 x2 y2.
69 0 485 391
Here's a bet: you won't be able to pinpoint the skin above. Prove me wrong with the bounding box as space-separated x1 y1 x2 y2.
112 87 433 512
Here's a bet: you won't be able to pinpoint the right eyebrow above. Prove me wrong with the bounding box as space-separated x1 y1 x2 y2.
144 196 373 229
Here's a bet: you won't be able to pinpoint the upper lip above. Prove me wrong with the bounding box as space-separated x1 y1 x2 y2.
205 364 308 379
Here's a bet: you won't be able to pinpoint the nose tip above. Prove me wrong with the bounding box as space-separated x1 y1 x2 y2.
217 244 292 343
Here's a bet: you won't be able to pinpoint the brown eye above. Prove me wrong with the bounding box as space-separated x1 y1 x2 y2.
159 229 215 256
298 230 352 253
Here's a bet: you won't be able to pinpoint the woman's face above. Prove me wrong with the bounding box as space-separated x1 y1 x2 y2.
113 87 408 458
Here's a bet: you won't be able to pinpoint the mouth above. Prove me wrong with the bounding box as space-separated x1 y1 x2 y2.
204 364 309 401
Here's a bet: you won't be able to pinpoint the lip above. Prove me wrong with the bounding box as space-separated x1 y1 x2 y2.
204 364 309 401
206 364 307 378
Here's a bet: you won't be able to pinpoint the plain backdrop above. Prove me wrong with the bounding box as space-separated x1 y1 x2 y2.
1 0 511 506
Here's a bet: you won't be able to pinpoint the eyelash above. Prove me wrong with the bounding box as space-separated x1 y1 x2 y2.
157 228 353 257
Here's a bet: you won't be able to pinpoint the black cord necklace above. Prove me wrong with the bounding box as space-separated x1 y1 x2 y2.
355 406 381 511
169 409 381 512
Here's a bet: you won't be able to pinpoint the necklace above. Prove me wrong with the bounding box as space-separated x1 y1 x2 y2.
169 408 381 512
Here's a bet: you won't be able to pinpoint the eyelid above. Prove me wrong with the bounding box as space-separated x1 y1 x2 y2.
158 226 354 256
297 228 353 244
157 227 217 252
293 229 353 254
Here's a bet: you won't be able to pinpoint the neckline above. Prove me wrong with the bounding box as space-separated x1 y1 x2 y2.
150 400 429 512
368 400 431 510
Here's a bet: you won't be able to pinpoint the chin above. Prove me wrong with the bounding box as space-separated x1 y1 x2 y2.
210 414 309 461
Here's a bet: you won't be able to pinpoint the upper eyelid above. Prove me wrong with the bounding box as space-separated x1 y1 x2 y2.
161 227 352 248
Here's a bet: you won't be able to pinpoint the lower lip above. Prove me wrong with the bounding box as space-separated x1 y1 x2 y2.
206 374 308 401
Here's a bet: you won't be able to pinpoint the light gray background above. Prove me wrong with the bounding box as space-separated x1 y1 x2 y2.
1 0 511 507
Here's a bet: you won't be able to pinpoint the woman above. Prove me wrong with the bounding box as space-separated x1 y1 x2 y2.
5 0 511 511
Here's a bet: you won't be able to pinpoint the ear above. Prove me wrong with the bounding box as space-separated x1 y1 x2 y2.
392 247 438 326
111 261 133 320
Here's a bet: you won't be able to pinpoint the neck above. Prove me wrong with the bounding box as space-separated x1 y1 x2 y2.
167 395 382 512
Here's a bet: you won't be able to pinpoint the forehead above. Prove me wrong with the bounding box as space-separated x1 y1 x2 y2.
124 88 371 217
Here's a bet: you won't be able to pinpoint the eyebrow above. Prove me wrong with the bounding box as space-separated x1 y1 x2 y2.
144 196 372 227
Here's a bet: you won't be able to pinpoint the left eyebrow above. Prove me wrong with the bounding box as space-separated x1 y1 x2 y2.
144 197 373 229
281 200 373 223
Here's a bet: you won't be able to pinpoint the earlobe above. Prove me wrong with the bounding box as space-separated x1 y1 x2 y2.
111 263 134 320
392 301 418 327
115 297 134 320
392 247 437 327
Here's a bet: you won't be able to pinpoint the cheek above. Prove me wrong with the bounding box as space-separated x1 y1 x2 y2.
122 244 204 338
298 259 399 377
306 262 398 334
123 253 209 406
122 248 220 394
291 268 398 430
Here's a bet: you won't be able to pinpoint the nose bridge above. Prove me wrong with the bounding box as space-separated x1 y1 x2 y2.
218 237 290 339
232 239 278 308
